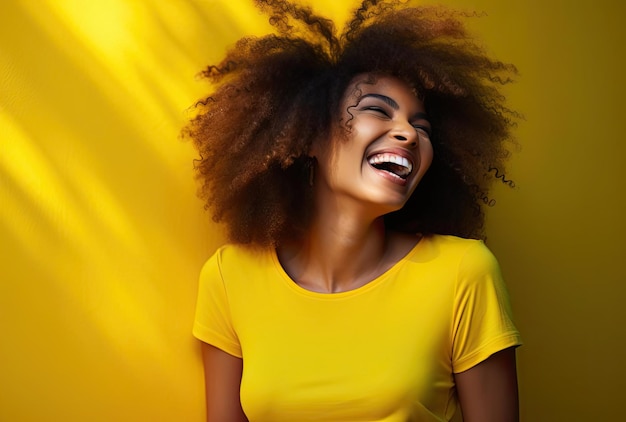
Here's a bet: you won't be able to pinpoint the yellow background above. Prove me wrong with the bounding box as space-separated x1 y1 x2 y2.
1 0 624 420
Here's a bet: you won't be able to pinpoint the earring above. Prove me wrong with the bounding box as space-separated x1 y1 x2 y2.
308 158 316 187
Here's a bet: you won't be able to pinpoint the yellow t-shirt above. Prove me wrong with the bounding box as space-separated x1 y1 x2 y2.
193 234 522 421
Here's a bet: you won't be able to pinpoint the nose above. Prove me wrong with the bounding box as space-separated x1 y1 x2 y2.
391 121 419 147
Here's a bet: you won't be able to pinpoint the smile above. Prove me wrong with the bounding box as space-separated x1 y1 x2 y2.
367 152 414 180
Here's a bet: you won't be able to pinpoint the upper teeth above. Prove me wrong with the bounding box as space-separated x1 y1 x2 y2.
368 153 413 173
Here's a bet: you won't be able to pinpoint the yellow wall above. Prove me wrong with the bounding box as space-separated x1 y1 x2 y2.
1 0 624 420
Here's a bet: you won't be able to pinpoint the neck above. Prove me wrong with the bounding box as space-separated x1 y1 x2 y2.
279 197 391 293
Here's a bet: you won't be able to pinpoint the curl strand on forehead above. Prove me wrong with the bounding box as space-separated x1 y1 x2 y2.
183 0 519 246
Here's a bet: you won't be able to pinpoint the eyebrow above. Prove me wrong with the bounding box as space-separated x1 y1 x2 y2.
360 93 430 122
361 93 399 109
413 112 429 122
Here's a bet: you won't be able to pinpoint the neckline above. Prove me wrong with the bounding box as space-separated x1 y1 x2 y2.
271 235 428 299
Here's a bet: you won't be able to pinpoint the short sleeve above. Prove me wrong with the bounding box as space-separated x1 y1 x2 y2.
192 248 242 358
451 241 522 373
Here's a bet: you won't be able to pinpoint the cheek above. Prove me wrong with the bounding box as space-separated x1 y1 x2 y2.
419 142 434 175
352 118 380 140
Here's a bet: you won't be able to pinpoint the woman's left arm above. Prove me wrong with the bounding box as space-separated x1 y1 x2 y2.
454 346 520 422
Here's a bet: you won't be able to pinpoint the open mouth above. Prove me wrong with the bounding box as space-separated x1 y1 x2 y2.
367 152 413 180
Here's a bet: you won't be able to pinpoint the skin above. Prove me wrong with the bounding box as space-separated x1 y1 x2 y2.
200 74 519 421
455 347 520 422
201 343 248 422
281 75 433 293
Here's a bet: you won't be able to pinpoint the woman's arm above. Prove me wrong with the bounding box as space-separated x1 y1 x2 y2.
454 347 520 422
200 342 248 422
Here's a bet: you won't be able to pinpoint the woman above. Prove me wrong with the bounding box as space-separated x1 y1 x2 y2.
187 0 522 420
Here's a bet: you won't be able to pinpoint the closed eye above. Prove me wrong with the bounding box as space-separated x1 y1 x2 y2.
364 106 390 117
412 124 431 136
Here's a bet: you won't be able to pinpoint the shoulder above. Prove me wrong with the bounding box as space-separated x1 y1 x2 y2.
421 236 508 304
204 243 272 267
412 235 500 283
199 243 275 285
419 234 494 264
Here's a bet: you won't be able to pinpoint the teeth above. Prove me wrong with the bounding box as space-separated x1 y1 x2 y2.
367 153 413 174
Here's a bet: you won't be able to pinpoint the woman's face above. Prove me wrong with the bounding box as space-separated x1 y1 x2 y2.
314 74 433 215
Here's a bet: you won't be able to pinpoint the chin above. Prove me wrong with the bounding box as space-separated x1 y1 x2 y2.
366 195 411 217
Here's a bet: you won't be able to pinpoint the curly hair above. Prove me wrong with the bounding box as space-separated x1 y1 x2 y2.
184 0 519 246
